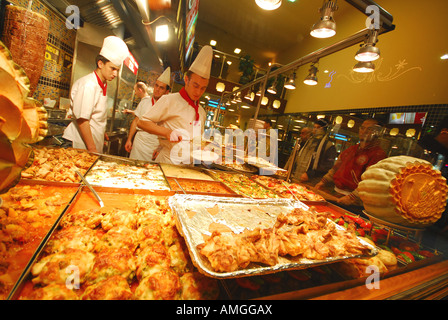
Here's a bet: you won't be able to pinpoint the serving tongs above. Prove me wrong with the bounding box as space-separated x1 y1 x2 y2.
75 170 104 207
281 181 309 210
173 178 187 194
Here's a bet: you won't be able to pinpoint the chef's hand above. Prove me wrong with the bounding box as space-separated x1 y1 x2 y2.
314 181 325 190
125 140 132 153
169 129 183 142
337 195 355 206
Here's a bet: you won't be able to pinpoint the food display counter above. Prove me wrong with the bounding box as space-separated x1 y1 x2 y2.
0 147 447 300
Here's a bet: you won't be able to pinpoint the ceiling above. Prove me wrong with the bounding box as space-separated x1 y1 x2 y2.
195 0 355 70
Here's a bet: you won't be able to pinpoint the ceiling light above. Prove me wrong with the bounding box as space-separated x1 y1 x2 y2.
267 78 277 94
241 105 251 109
261 97 269 105
255 87 262 96
234 48 241 54
440 54 448 60
355 29 380 62
273 100 281 109
210 40 217 46
155 24 169 42
227 60 232 65
310 0 338 39
255 0 282 11
216 82 225 92
284 72 296 90
353 61 375 73
304 65 318 85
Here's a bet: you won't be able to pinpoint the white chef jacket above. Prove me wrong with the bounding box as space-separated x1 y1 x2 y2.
129 96 160 161
63 72 108 153
141 92 206 164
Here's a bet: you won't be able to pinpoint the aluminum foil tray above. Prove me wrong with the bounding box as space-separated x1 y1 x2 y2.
168 194 378 279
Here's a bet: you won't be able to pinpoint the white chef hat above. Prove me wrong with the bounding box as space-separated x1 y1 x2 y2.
157 67 171 86
99 36 129 66
188 45 213 79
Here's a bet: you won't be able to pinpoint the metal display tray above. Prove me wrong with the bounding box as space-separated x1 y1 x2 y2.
168 194 378 279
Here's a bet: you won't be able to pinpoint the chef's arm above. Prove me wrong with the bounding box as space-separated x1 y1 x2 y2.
137 119 171 140
125 116 139 152
77 118 97 153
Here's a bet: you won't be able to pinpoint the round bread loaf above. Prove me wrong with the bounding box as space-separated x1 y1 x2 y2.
358 156 447 227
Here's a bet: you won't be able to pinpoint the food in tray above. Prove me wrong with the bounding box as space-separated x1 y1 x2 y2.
358 155 448 227
197 206 373 273
251 175 325 201
0 183 77 300
208 171 278 199
160 164 214 181
20 195 219 300
21 147 98 182
167 177 235 194
85 159 169 190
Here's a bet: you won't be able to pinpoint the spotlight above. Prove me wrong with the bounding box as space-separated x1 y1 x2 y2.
355 29 380 62
284 72 296 90
310 0 338 38
353 61 375 73
267 78 277 94
303 65 318 85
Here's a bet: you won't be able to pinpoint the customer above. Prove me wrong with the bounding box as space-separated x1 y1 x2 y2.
125 68 171 161
417 115 448 179
284 126 312 173
291 118 337 184
315 118 386 205
137 46 213 164
63 36 129 153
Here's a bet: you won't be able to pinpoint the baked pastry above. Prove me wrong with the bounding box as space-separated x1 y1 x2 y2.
81 275 135 300
85 248 136 286
20 284 79 300
134 268 181 300
93 225 138 253
135 243 171 280
101 208 138 231
358 156 448 226
31 248 95 286
179 272 220 300
60 208 103 229
44 225 103 254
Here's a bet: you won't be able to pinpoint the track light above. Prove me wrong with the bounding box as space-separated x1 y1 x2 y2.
310 0 338 39
353 61 375 73
304 65 318 85
284 72 296 90
267 77 278 94
355 29 380 62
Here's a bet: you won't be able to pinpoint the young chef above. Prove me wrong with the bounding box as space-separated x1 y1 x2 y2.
125 67 171 161
137 46 213 164
63 36 129 153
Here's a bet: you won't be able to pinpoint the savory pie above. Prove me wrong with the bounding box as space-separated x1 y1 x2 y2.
134 268 181 300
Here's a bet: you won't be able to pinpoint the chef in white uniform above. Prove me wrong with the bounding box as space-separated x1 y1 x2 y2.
125 68 171 161
63 36 129 153
137 46 213 164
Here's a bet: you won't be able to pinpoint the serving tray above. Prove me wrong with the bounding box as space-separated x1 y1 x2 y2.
168 194 378 279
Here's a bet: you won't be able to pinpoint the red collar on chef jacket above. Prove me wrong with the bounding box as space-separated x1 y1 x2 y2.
94 71 107 96
179 87 199 121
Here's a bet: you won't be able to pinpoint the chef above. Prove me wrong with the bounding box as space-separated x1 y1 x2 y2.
63 36 129 153
137 45 213 164
125 67 171 161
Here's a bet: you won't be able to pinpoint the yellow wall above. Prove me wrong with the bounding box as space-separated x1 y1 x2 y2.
280 0 448 113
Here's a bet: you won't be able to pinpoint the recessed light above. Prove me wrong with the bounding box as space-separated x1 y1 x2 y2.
234 48 241 54
227 61 232 65
210 40 217 46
